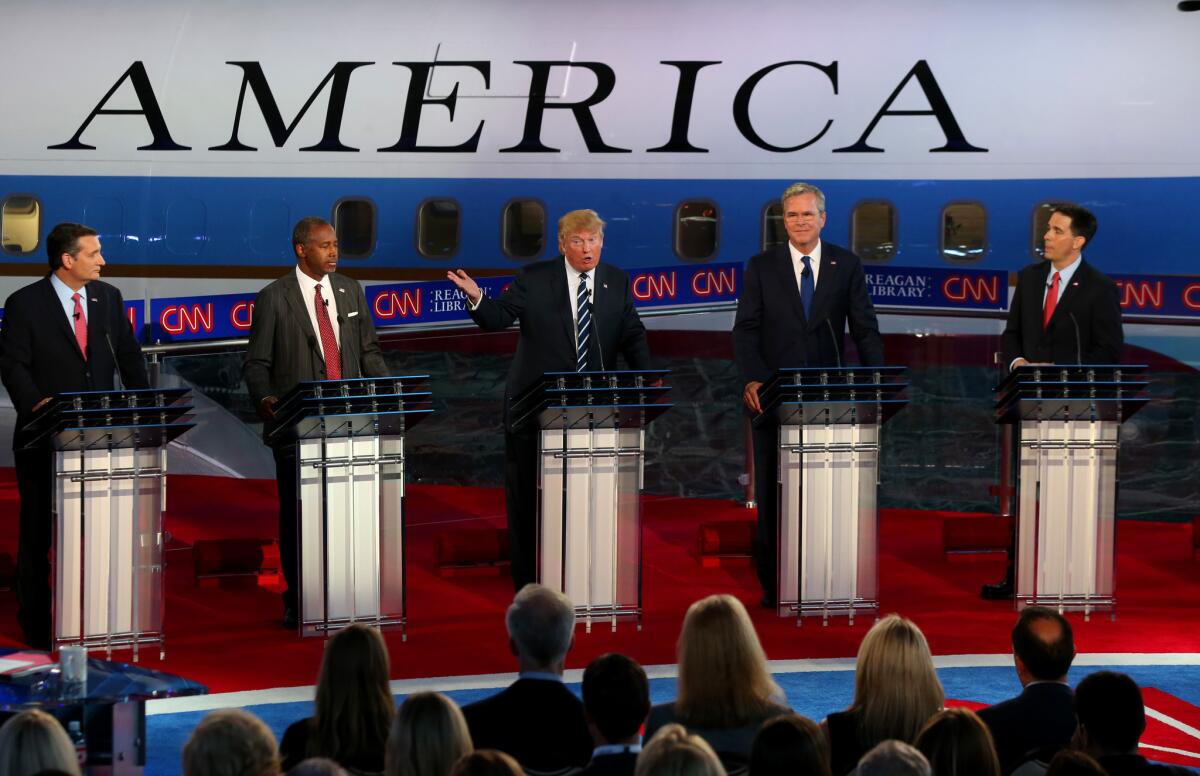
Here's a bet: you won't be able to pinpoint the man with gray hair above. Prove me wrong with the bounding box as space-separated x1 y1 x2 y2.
734 182 884 607
856 740 933 776
462 584 593 775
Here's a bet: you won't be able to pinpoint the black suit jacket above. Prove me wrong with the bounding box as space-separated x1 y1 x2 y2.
1000 259 1123 368
243 270 388 439
1 276 148 449
462 678 594 775
977 681 1076 775
578 751 639 776
733 241 884 384
468 258 651 429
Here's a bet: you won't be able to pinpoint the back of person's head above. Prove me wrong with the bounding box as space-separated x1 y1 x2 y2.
181 709 280 776
0 709 81 776
675 594 782 728
287 758 348 776
1044 750 1107 776
506 583 575 670
387 692 473 776
1012 606 1075 682
853 614 945 748
749 713 831 776
1075 670 1145 756
449 750 523 776
313 623 394 762
856 740 932 776
914 708 1000 776
636 724 724 776
583 653 650 744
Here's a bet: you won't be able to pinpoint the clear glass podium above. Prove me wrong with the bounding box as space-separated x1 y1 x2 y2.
758 367 907 624
995 364 1148 618
512 370 670 632
21 388 194 659
268 376 432 638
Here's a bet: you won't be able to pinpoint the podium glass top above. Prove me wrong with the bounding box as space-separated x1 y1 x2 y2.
0 649 207 711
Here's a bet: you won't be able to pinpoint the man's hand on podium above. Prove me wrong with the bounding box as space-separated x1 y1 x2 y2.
446 270 482 306
743 380 764 414
258 396 278 423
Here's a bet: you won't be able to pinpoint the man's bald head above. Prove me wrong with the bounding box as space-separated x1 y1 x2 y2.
1012 607 1075 683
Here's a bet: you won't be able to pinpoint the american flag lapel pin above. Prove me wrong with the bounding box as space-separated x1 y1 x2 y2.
603 283 608 289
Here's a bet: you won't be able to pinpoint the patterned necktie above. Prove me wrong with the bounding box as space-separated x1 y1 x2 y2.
1043 271 1061 329
800 256 815 317
314 284 342 380
71 292 88 361
576 273 591 372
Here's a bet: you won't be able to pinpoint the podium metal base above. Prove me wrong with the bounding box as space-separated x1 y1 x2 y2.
301 614 408 640
1016 593 1115 622
56 630 166 662
783 597 879 626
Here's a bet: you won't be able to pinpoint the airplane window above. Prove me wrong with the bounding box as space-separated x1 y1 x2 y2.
166 198 208 256
1031 202 1071 259
1 196 41 255
334 198 375 259
417 199 460 258
940 202 987 262
851 201 897 262
675 200 719 261
762 202 786 252
502 199 546 259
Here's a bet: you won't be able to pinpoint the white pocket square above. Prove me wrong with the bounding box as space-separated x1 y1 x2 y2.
347 311 359 317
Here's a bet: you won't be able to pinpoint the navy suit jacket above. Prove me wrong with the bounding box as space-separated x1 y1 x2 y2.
462 678 594 775
578 751 639 776
1000 259 1123 368
733 241 884 384
1 276 148 449
977 681 1076 775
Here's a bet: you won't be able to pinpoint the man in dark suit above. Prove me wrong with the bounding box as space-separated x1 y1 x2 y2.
984 204 1123 599
462 584 593 775
733 182 884 606
580 653 651 776
0 222 148 649
977 607 1077 775
447 209 651 591
1075 671 1194 776
243 216 388 628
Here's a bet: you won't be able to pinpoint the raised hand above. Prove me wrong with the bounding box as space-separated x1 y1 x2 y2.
446 269 482 305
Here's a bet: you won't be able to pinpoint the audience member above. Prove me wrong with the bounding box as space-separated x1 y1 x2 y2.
279 623 394 774
749 713 831 776
643 595 789 772
1042 751 1107 776
386 692 473 776
978 607 1077 775
0 709 81 776
635 724 725 776
856 741 932 776
449 751 524 776
462 584 592 775
822 614 944 776
914 708 1001 776
580 653 652 776
289 759 349 776
182 709 281 776
1074 671 1193 776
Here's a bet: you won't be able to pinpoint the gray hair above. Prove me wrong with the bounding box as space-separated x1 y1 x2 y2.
857 740 932 776
506 584 575 668
781 182 827 214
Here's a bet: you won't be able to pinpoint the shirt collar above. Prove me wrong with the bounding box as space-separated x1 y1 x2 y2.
1047 254 1082 286
295 265 331 295
518 671 564 682
788 239 823 266
50 272 85 303
564 257 595 283
593 744 642 757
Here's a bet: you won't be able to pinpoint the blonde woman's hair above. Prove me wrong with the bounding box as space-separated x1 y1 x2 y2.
852 614 945 749
557 209 606 243
675 594 783 727
386 692 473 776
635 724 724 776
182 709 281 776
0 709 81 776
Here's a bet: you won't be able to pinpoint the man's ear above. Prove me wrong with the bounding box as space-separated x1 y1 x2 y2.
567 634 575 654
509 637 519 658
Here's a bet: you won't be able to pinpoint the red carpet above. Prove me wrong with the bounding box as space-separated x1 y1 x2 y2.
1 471 1199 693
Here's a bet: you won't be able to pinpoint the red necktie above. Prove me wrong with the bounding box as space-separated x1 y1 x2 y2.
314 284 341 380
1042 271 1060 330
72 292 88 360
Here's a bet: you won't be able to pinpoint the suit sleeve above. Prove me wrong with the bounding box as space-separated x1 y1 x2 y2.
732 257 771 384
616 272 650 370
846 259 884 366
1086 276 1124 364
354 281 389 378
468 272 526 331
109 287 149 389
1000 274 1025 369
243 285 277 406
0 293 46 416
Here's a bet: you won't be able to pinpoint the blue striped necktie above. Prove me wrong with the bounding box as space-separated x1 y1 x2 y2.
576 272 591 371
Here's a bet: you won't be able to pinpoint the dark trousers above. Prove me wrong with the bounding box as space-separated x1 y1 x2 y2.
751 422 780 597
504 426 539 592
273 445 299 612
15 445 53 649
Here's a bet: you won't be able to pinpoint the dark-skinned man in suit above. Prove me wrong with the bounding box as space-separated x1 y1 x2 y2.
734 182 884 608
243 216 388 628
447 209 651 591
1 222 148 649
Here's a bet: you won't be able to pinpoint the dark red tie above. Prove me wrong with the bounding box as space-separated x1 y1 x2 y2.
72 292 88 360
314 284 341 380
1042 271 1060 329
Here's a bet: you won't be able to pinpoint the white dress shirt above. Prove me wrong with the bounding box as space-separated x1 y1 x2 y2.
1044 254 1082 306
49 273 88 329
788 239 823 294
294 266 341 360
